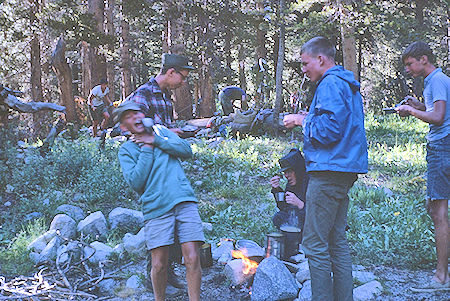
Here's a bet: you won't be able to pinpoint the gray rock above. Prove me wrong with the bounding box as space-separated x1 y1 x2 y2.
298 280 312 301
77 211 108 238
251 256 299 301
126 275 142 290
291 253 307 263
353 280 383 301
4 201 11 207
29 252 40 264
112 243 125 255
212 240 234 261
56 241 81 265
98 279 117 294
42 198 50 206
84 241 113 263
352 271 376 285
5 184 14 193
202 222 213 233
122 227 146 256
50 214 76 239
54 191 63 200
352 264 366 271
108 207 144 231
72 193 83 202
224 259 255 285
38 236 60 263
28 230 57 253
296 268 311 284
17 140 26 148
56 204 85 222
25 212 43 221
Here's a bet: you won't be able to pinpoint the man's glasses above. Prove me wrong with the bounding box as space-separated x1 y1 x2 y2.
176 70 188 81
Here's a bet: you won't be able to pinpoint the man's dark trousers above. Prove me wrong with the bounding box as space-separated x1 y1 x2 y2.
302 171 357 301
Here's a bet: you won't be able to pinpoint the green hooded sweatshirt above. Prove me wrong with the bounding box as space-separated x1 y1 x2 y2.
118 124 197 221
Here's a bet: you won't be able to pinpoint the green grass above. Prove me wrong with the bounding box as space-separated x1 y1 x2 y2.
0 113 438 277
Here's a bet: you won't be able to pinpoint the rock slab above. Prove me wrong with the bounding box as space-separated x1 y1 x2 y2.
108 207 144 231
298 280 312 301
353 280 383 301
56 204 85 222
77 211 108 238
123 227 146 256
224 259 254 285
50 214 76 239
251 256 299 301
84 241 113 263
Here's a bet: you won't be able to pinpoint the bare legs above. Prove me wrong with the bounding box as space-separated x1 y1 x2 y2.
428 199 449 284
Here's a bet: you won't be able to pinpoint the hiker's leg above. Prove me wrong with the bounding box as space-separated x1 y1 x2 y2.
428 199 449 284
181 241 202 301
151 246 169 301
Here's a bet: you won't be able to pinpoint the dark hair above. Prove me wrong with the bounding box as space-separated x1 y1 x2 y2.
99 78 108 85
402 41 435 63
301 37 336 60
160 66 184 75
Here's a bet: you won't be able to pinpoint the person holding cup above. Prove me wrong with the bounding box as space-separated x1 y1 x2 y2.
269 148 308 230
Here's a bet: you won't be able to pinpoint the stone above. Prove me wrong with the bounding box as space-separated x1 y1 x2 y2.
4 201 11 207
5 184 14 193
25 212 43 221
251 256 299 301
56 242 81 265
77 211 108 238
38 236 60 263
224 259 255 286
123 227 146 256
54 191 63 200
202 222 213 233
108 207 144 231
56 204 85 222
353 280 383 301
126 275 142 290
98 279 117 294
383 187 393 198
112 243 125 255
296 268 311 284
298 280 312 301
352 271 376 285
29 252 40 264
28 230 57 253
72 193 83 202
291 253 307 263
42 198 50 206
50 214 76 239
17 140 26 148
212 240 234 261
84 241 113 263
352 264 366 271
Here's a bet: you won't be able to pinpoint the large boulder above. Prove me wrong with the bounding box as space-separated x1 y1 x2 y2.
50 214 76 239
251 256 299 301
123 227 146 256
28 230 57 253
77 211 108 238
352 271 376 285
56 204 85 222
297 280 312 301
108 207 144 231
212 240 234 264
56 241 81 265
84 241 113 263
224 259 255 285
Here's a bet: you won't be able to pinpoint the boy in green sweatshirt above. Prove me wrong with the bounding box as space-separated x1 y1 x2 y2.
115 102 204 301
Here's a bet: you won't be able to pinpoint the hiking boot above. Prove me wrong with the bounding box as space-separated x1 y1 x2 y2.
167 264 183 289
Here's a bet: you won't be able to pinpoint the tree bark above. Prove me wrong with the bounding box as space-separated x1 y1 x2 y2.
51 36 78 123
255 0 268 108
273 0 285 133
106 0 115 101
164 1 193 120
120 3 133 100
412 0 425 97
80 41 92 98
88 0 107 88
238 44 248 110
339 0 358 81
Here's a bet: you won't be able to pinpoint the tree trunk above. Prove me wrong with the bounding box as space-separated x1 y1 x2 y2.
273 0 285 133
80 41 92 98
120 4 133 100
164 1 193 120
255 0 268 108
51 36 78 123
412 0 425 97
106 0 115 101
238 44 248 110
339 1 358 80
88 0 107 87
223 0 232 84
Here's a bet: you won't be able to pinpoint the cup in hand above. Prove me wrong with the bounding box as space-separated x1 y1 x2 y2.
275 191 286 203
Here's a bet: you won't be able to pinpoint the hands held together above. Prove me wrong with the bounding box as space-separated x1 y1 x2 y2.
270 175 304 210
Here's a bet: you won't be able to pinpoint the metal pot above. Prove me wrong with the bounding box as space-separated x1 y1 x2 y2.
199 243 213 268
280 225 302 260
265 232 285 259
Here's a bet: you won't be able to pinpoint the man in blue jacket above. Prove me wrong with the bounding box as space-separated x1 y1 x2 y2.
284 37 368 301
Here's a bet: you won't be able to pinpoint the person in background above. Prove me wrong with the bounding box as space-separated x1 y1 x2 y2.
283 36 368 301
218 86 246 115
88 78 112 137
396 41 449 291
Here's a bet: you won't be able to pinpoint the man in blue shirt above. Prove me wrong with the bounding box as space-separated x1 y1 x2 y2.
284 37 368 301
397 41 449 290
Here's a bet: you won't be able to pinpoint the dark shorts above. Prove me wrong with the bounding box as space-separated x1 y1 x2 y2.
144 202 205 250
89 104 107 122
426 134 450 200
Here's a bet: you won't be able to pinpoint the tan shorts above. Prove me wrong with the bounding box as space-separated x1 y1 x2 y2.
144 201 205 250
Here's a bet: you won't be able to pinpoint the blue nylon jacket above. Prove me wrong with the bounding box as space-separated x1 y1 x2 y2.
302 65 368 173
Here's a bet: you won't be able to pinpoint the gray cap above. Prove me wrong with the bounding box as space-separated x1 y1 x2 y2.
113 102 143 124
162 53 195 70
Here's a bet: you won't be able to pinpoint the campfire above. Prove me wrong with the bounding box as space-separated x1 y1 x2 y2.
231 249 259 275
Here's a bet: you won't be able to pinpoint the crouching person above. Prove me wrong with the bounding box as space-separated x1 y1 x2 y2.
115 102 204 301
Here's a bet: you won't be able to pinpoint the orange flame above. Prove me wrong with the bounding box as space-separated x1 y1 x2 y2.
231 249 259 275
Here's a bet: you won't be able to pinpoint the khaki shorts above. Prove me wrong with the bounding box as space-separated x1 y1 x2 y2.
144 201 205 250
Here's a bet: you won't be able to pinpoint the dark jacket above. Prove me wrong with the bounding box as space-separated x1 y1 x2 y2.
302 66 368 173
